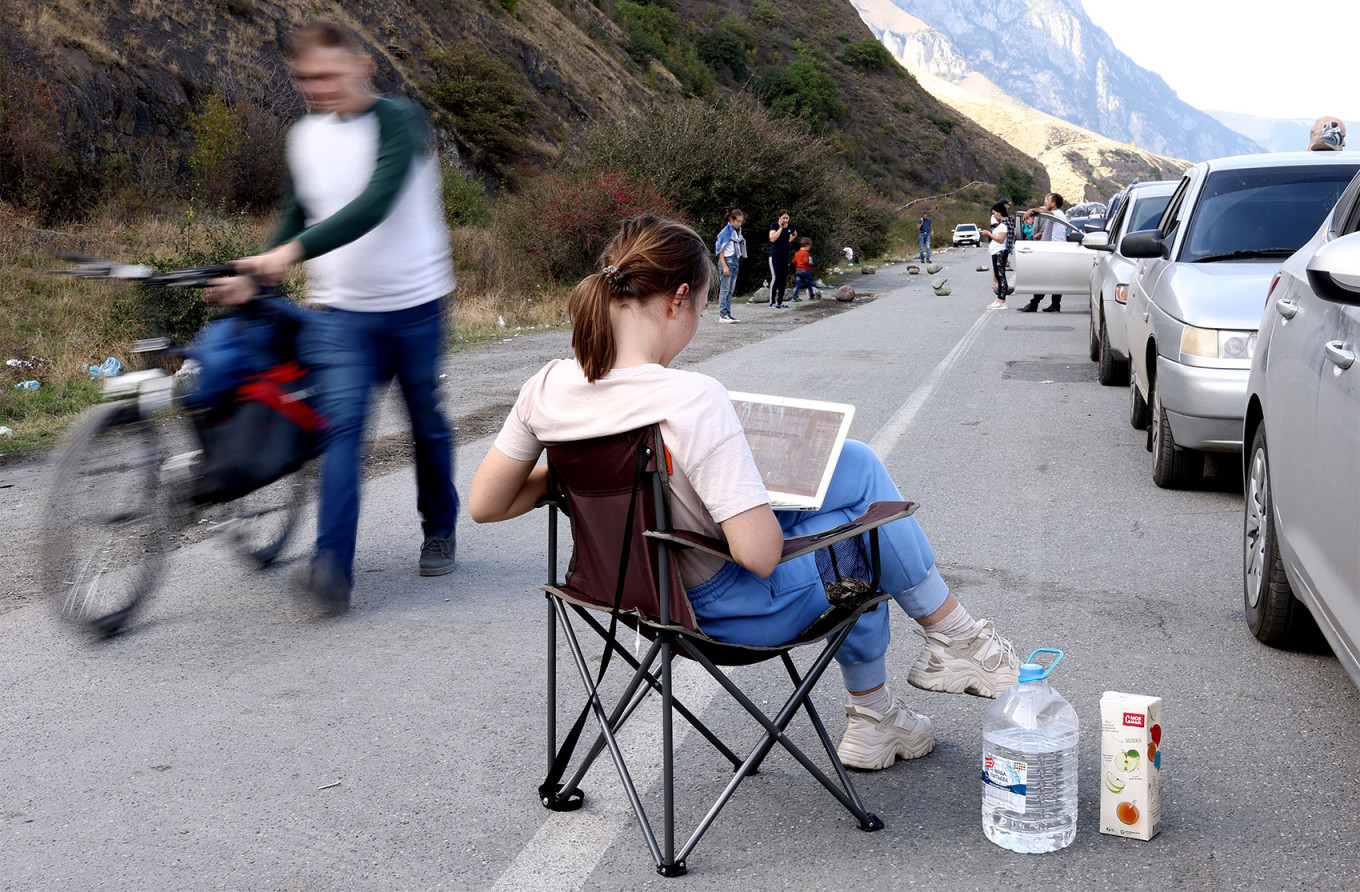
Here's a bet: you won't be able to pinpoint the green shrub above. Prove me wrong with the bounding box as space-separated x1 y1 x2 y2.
498 0 519 14
696 28 747 81
750 1 782 28
442 164 490 229
998 162 1036 207
495 170 684 284
835 39 897 73
188 93 285 212
614 1 682 44
926 113 955 135
756 58 843 132
573 95 893 290
422 47 537 169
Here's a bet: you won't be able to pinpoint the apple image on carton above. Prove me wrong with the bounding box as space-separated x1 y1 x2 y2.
1116 749 1140 771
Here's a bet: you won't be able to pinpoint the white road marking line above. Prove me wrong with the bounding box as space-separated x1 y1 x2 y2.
868 310 994 459
490 667 718 891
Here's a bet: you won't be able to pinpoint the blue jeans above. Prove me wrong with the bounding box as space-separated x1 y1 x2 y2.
919 232 931 262
718 257 739 317
685 440 948 692
296 299 458 584
791 270 815 300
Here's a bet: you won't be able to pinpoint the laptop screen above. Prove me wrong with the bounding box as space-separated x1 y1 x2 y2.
729 392 855 510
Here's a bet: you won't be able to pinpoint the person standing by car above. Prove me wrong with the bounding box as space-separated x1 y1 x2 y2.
917 211 932 263
1018 192 1069 313
1308 116 1346 151
767 210 796 309
986 202 1010 310
714 209 746 323
211 19 459 614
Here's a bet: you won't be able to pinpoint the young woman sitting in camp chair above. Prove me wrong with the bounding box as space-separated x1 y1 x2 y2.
469 215 1021 771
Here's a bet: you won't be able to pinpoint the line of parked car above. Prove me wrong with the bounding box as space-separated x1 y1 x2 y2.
1009 152 1360 693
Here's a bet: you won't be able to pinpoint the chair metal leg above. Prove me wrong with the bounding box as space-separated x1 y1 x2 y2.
561 638 664 797
659 630 686 878
571 607 743 770
551 598 666 867
672 625 882 863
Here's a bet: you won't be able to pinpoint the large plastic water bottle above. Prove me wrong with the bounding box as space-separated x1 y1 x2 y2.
982 648 1079 853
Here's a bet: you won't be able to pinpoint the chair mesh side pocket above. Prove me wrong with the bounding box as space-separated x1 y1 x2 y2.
815 535 873 602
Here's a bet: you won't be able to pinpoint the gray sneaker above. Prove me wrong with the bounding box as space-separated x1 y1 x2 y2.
299 555 351 617
907 619 1020 698
419 534 456 576
836 698 936 770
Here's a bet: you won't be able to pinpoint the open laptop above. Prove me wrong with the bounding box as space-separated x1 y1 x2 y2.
728 392 856 511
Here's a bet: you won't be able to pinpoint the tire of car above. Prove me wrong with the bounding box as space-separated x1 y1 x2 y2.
1150 379 1204 489
1097 316 1129 386
1129 373 1149 430
1242 426 1317 646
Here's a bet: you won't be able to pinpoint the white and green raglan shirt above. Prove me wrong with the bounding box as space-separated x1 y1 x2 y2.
268 97 454 313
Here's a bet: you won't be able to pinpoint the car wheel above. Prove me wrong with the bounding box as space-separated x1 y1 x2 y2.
1129 373 1149 430
1088 304 1100 361
1150 379 1204 489
1243 426 1318 646
1097 316 1129 386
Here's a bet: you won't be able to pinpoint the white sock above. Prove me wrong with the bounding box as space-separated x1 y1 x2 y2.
922 603 983 640
849 685 893 714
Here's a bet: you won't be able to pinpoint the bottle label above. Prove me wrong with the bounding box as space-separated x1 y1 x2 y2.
982 752 1028 814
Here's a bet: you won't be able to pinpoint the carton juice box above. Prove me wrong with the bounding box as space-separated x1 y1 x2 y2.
1099 691 1162 840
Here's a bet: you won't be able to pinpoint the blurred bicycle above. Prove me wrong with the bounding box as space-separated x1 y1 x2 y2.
43 255 326 636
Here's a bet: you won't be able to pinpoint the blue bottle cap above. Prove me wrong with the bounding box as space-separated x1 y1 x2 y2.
1017 648 1064 682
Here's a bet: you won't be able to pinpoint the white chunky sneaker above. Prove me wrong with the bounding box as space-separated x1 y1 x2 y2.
836 698 936 770
906 619 1020 698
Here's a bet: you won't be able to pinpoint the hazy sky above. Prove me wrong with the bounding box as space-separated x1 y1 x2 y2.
1078 1 1360 125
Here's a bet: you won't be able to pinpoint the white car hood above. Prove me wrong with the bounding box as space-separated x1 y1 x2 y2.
1155 261 1280 330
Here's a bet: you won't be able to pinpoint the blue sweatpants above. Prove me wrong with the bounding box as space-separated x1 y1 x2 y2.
685 440 948 691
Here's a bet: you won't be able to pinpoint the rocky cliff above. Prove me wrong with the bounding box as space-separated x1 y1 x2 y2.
0 0 1044 210
853 0 1264 162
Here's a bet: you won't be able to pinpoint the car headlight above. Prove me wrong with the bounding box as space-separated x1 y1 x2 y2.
1180 325 1257 359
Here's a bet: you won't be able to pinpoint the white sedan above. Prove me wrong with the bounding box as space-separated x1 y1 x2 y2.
952 224 980 247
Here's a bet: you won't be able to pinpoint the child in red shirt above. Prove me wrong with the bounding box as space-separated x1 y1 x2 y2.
791 237 818 301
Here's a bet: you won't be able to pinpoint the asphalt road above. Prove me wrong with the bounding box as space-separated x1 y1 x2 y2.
2 252 1357 891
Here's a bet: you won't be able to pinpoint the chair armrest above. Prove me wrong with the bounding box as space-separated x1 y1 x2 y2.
779 501 917 562
645 500 917 566
644 529 735 563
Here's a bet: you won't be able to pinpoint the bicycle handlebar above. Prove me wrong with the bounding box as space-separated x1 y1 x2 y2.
54 253 238 287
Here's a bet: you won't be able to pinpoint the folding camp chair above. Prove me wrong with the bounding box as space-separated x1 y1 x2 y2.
538 425 919 877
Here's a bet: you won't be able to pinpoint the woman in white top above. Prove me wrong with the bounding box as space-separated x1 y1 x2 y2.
470 216 1020 771
986 202 1011 310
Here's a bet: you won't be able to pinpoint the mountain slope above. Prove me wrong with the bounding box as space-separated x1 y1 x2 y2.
853 0 1263 162
0 0 1045 210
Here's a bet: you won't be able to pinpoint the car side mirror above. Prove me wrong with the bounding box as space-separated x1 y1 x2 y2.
1306 230 1360 307
1121 230 1168 259
1082 231 1113 252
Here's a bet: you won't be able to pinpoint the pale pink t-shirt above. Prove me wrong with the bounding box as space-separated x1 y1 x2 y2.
494 359 770 588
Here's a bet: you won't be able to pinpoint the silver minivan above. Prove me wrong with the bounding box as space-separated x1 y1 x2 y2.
1242 171 1360 690
1121 153 1360 488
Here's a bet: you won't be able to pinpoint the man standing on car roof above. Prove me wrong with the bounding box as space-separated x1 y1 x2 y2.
211 19 458 615
1018 192 1069 313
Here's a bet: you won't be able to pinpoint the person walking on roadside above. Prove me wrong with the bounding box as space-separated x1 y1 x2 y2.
210 19 459 614
790 237 817 301
986 202 1010 310
767 210 796 309
714 209 746 323
917 211 932 263
1017 193 1069 313
1308 116 1346 151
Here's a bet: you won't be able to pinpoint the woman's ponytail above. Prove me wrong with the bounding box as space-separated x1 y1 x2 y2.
569 273 617 383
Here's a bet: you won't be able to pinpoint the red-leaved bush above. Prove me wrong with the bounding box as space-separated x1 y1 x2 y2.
496 171 686 285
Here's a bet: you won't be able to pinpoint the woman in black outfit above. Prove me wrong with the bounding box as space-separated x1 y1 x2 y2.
767 210 796 309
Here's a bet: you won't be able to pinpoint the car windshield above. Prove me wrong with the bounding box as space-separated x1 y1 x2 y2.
1128 195 1171 234
1180 165 1357 262
957 224 977 231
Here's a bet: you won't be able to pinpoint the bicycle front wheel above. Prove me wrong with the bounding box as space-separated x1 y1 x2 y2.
44 402 169 636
